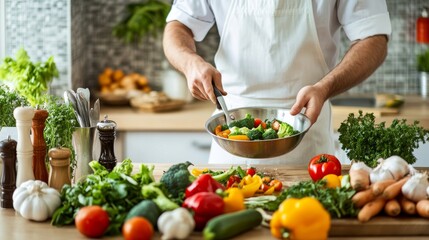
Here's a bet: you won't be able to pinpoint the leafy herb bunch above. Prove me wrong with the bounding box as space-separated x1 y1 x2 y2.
0 48 58 106
44 96 79 173
113 0 171 43
338 111 429 168
0 85 29 128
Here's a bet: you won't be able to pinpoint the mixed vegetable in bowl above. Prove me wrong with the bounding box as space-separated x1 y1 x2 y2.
213 113 300 140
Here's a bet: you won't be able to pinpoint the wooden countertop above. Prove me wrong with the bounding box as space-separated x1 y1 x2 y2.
100 95 429 132
1 164 428 240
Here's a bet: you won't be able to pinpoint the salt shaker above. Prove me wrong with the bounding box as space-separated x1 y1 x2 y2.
14 106 35 187
32 107 49 183
48 147 71 192
0 136 17 208
97 115 117 171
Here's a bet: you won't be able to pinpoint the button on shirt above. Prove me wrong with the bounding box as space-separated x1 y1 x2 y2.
166 0 391 70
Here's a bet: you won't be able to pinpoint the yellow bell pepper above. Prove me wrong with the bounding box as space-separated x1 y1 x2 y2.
239 175 262 198
191 168 208 177
270 197 331 240
223 188 245 213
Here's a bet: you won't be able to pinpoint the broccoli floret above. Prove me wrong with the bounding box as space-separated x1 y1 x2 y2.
112 158 133 175
277 122 299 138
228 113 254 129
262 128 278 140
247 124 264 140
229 126 250 136
221 124 229 131
159 161 195 200
141 182 179 212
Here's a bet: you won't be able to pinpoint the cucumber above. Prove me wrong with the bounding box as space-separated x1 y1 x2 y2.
125 200 161 228
203 209 263 240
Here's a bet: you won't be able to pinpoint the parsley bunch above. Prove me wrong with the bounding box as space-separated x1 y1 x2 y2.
0 85 29 128
338 111 429 168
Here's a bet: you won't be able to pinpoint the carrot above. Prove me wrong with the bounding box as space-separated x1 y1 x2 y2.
216 129 231 138
416 199 429 218
351 188 376 208
382 176 410 200
228 135 249 140
358 197 386 222
384 199 401 217
399 195 416 215
349 169 370 191
371 179 396 196
214 124 222 135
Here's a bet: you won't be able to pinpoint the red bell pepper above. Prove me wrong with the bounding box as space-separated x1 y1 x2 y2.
182 192 224 230
185 174 225 198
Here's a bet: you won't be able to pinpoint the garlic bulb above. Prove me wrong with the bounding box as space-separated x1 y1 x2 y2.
401 172 429 202
370 156 409 184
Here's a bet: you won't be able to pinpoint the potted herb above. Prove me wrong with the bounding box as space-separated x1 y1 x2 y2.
112 0 171 43
417 49 429 97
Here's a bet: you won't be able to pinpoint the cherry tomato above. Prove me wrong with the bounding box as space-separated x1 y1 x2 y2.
226 175 241 188
308 154 342 181
269 179 283 191
259 183 271 192
262 176 272 184
246 167 256 177
254 118 267 129
122 217 154 240
75 206 110 238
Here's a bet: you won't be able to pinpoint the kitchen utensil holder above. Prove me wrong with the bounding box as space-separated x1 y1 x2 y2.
72 127 96 183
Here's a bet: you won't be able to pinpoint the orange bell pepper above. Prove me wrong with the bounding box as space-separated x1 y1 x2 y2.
228 135 249 140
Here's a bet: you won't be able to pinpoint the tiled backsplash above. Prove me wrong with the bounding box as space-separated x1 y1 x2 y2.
2 0 429 96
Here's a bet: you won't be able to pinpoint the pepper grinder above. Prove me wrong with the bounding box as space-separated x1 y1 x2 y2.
0 136 17 208
97 115 117 171
32 106 49 183
14 106 35 187
48 147 71 192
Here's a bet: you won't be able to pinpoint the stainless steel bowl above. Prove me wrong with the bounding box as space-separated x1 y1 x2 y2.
205 107 311 158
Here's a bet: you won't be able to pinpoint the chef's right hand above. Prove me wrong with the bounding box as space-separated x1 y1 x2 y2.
183 57 227 104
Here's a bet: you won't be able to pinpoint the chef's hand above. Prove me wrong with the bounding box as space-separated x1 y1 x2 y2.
290 85 328 125
183 57 227 104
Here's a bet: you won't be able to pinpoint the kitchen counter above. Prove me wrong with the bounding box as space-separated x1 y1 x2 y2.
101 95 429 132
1 164 428 240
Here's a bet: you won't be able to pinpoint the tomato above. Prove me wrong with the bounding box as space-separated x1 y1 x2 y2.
75 206 110 238
254 118 267 129
259 183 271 192
269 179 283 191
122 217 154 240
226 175 241 188
262 176 272 184
308 154 342 181
246 167 256 177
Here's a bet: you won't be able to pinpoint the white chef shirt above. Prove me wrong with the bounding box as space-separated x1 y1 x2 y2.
166 0 391 69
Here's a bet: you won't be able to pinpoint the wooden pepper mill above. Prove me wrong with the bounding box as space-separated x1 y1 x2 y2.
32 107 49 183
97 115 117 171
14 106 35 187
0 136 17 208
48 147 71 192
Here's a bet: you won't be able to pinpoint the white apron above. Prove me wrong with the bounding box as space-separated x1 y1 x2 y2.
209 0 335 165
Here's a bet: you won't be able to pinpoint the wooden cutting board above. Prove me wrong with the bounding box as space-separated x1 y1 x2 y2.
130 99 187 112
332 105 400 117
330 216 429 236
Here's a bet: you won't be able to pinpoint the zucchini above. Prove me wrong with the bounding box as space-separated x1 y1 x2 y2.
203 209 263 240
125 200 161 228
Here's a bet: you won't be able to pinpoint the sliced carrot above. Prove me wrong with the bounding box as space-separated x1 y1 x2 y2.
384 199 401 217
358 197 386 222
351 188 376 208
371 179 396 196
382 176 410 200
228 135 249 140
216 129 231 138
214 124 222 135
400 195 416 215
349 169 370 191
416 199 429 218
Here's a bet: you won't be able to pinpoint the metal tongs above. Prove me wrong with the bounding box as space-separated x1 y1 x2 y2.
64 88 100 127
212 82 235 126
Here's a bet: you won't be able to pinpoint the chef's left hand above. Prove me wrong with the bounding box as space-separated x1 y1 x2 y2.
289 85 328 125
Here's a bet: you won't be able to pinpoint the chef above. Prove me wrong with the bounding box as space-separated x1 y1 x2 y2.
163 0 391 165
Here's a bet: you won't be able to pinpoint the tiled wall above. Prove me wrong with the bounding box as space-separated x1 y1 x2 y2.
2 0 429 96
2 0 70 96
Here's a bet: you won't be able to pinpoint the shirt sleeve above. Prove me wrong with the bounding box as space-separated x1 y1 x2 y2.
337 0 392 41
166 0 216 42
